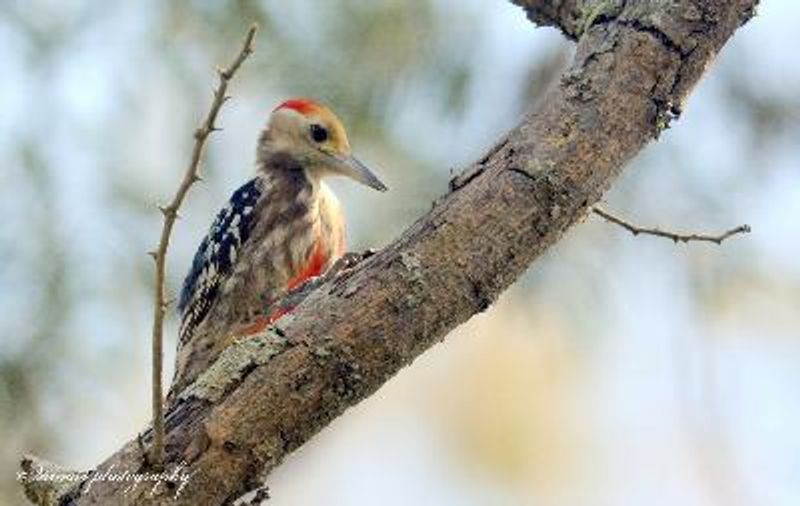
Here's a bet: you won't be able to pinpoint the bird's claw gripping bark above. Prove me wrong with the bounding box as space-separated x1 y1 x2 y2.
335 252 363 271
334 248 377 272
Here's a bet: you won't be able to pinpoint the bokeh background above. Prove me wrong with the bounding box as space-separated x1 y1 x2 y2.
1 1 798 505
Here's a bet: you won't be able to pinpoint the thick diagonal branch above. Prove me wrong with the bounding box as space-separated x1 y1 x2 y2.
21 1 758 505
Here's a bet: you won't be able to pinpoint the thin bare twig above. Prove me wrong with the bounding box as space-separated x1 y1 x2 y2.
592 207 751 245
148 24 257 469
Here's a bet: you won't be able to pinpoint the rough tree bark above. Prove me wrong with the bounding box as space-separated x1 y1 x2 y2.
20 0 758 504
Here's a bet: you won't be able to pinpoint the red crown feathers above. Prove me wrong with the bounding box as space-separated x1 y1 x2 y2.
274 98 321 116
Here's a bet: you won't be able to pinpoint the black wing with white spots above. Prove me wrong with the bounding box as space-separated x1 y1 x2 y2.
178 178 262 343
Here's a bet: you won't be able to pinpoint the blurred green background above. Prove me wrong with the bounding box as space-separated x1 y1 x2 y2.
1 1 798 505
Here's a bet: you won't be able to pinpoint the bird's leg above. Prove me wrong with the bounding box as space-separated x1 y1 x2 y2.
324 248 377 290
236 306 292 337
235 249 378 340
324 248 377 280
334 248 376 271
285 248 377 300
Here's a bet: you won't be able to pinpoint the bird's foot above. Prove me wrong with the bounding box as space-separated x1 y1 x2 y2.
334 248 377 273
237 308 292 337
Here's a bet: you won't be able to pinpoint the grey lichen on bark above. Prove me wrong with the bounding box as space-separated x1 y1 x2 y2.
20 1 759 504
178 331 289 404
19 456 83 506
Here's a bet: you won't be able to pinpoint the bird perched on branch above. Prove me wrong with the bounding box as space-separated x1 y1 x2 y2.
173 98 386 389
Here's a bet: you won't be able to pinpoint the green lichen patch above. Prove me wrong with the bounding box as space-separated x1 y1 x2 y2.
179 331 288 403
578 0 624 37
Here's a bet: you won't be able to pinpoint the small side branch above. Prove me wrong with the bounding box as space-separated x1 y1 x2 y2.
148 25 257 469
592 207 751 244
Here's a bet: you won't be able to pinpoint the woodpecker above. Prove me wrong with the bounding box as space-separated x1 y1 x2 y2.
174 98 386 384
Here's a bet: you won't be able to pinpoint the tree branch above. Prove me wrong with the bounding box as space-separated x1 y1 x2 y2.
148 25 257 468
592 207 751 244
20 1 759 504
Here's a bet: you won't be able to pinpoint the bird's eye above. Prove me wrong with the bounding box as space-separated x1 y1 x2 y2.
310 124 328 143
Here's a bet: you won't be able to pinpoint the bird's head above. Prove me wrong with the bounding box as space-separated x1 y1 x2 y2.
257 98 387 192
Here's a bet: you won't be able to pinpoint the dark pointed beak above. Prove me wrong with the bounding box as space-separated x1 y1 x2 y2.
334 154 388 192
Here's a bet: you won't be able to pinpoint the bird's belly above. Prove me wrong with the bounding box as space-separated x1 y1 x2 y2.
220 237 334 337
226 229 339 310
215 190 345 332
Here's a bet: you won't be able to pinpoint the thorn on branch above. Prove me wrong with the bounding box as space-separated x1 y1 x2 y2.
218 69 235 81
158 205 175 217
158 205 182 220
592 207 751 245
